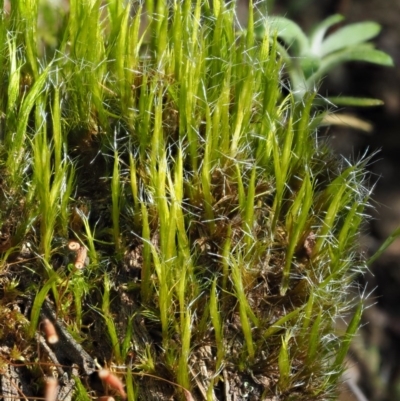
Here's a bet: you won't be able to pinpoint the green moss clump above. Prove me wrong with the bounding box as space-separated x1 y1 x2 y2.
0 1 371 400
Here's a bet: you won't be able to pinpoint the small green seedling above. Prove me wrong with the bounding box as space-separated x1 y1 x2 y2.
257 14 393 107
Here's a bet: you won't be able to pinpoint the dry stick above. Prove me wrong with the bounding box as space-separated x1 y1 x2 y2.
128 372 195 400
0 397 47 400
8 323 194 401
4 255 40 267
4 249 82 401
5 375 30 401
2 359 70 400
97 368 196 400
1 365 196 401
36 333 65 378
35 333 63 376
40 303 96 377
0 359 70 368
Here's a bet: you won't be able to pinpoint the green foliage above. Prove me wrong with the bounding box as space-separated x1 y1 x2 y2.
258 14 393 105
0 1 378 400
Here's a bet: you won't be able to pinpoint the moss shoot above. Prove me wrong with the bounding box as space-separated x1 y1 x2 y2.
0 1 371 400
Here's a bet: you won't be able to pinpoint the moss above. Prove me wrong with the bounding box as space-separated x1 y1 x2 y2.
0 1 371 400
